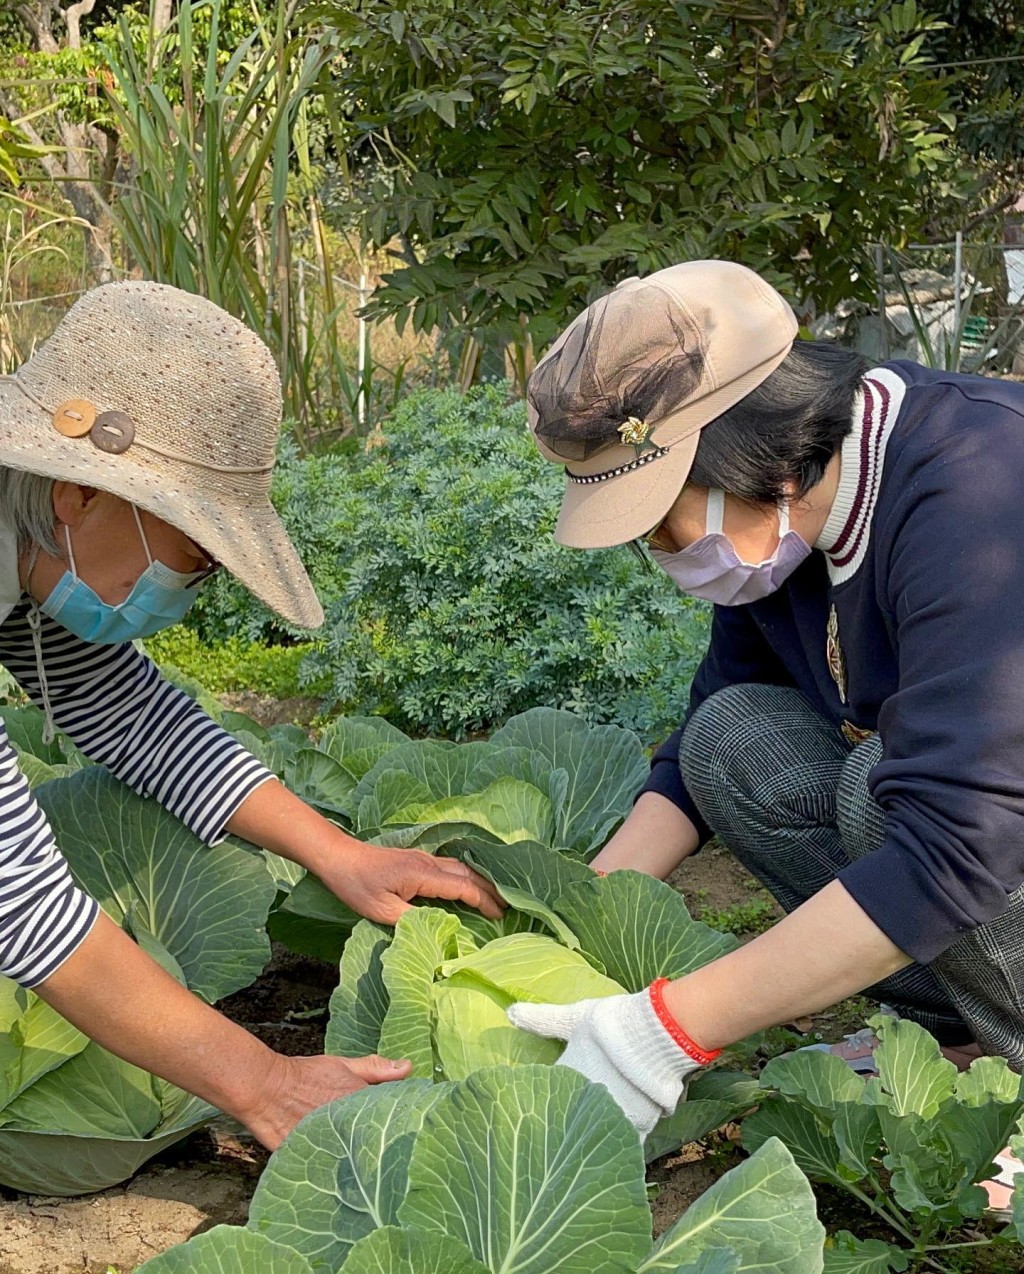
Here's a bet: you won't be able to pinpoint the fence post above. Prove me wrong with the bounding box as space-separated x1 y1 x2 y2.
952 230 964 370
874 243 889 360
296 257 308 363
357 271 368 431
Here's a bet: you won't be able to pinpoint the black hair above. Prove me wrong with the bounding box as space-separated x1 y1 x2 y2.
687 341 869 503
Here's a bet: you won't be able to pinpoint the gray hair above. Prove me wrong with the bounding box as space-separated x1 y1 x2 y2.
0 468 61 557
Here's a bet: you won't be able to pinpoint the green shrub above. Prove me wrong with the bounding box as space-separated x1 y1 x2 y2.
143 630 323 700
184 434 358 645
190 384 711 740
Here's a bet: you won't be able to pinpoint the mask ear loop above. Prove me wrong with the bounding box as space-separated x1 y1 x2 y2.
778 499 791 536
131 506 154 566
705 488 726 534
23 544 57 746
63 524 79 580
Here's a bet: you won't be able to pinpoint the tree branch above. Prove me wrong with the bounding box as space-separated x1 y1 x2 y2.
0 86 69 184
15 1 61 54
962 189 1020 234
152 0 174 36
63 0 99 50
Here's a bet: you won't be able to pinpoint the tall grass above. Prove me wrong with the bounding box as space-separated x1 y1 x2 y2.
0 199 89 371
885 246 1024 374
103 0 386 447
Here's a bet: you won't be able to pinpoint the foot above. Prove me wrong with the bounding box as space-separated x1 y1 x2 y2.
980 1146 1020 1218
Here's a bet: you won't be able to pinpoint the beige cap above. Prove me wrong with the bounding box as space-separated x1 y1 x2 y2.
527 260 798 548
0 281 323 628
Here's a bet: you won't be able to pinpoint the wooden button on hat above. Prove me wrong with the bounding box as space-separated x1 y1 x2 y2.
52 399 97 438
90 411 136 455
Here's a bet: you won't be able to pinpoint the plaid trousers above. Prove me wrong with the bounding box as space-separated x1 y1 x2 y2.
678 683 1024 1063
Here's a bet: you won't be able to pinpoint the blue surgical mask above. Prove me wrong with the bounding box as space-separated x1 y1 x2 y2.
39 507 205 643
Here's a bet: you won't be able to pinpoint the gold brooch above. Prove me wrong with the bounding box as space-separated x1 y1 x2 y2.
617 416 650 448
826 604 847 704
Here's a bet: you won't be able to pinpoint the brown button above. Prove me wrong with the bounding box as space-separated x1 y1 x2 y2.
90 411 135 454
52 399 96 438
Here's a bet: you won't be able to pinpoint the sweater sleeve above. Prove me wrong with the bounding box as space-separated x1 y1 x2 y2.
640 602 796 841
0 604 273 846
838 410 1024 963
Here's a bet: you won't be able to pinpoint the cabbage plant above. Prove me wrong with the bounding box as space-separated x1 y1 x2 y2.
323 838 760 1162
0 767 277 1195
136 1067 826 1274
268 708 651 961
746 1014 1024 1270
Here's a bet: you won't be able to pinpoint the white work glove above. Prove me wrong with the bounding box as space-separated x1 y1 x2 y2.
507 978 719 1137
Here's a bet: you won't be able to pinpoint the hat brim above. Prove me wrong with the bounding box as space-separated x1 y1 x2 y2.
0 383 323 629
554 432 700 549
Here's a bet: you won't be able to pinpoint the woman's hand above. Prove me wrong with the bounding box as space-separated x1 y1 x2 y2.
38 914 412 1150
226 778 503 921
236 1052 412 1150
314 842 504 924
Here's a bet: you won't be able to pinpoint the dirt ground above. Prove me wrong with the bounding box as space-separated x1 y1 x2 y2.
0 843 826 1274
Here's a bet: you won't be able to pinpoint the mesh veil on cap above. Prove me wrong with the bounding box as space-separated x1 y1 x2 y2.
0 281 323 628
527 260 799 548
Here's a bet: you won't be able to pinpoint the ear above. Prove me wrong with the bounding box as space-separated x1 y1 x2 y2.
52 483 101 530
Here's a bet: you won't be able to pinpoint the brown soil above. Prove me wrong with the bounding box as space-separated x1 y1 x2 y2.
216 947 334 1055
0 1123 268 1274
218 692 322 730
0 839 865 1273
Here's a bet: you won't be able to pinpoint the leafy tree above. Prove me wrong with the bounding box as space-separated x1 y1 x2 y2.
314 0 977 349
928 0 1024 216
0 1 122 277
0 1 274 279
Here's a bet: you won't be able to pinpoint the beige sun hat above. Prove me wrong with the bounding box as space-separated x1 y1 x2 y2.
0 280 323 628
527 260 799 548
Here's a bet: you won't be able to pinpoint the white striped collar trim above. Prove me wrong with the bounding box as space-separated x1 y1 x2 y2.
816 366 906 587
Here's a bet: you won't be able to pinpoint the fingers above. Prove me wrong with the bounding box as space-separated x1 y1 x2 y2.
345 1053 412 1084
413 856 506 919
507 999 585 1041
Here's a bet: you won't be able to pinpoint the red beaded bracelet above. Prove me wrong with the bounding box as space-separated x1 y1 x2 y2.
648 977 721 1066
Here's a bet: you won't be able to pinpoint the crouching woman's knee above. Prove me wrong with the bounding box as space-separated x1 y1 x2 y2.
679 683 839 829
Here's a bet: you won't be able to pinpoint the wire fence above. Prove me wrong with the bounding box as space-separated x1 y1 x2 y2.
811 234 1024 376
8 235 1024 393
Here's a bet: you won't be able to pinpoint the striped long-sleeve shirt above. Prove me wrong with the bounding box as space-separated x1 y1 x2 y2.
0 601 272 987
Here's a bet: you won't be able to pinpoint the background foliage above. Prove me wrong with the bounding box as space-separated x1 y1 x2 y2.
318 0 978 355
188 385 711 740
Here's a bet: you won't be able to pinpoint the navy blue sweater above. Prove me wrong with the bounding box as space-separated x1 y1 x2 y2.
642 361 1024 966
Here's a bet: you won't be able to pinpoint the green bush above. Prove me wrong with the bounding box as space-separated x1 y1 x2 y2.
189 384 710 740
184 434 359 645
143 630 323 700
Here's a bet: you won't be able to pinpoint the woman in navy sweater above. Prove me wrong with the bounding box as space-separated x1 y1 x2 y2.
510 259 1024 1206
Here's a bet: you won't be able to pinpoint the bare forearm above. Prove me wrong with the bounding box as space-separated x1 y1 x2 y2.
591 792 700 878
36 912 274 1120
663 880 912 1050
227 776 356 874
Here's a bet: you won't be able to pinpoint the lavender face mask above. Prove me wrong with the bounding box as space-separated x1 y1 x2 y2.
650 488 811 606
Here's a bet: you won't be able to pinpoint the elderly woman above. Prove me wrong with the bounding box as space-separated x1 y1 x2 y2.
0 281 500 1150
510 260 1024 1206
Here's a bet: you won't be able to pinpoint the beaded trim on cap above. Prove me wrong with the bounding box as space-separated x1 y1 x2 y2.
565 445 669 485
